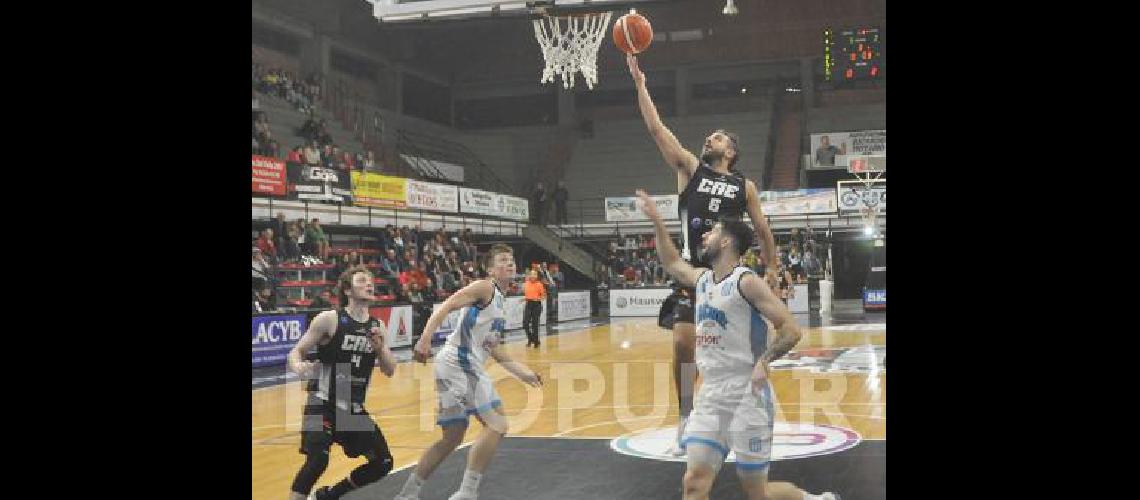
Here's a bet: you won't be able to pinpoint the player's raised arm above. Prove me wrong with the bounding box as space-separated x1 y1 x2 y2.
413 278 493 364
287 309 337 377
627 54 699 178
636 189 704 287
368 322 397 377
743 179 779 286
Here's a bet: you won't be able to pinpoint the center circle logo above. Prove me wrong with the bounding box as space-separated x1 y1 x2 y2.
611 422 861 463
615 297 628 308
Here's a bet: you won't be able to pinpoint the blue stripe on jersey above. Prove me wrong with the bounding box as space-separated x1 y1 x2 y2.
750 307 769 363
457 306 481 371
736 461 770 471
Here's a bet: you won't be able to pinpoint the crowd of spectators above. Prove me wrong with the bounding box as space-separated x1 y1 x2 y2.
604 234 669 287
252 61 377 173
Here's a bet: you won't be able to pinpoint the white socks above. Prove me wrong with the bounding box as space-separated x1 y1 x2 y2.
802 493 826 500
398 471 424 498
458 469 483 494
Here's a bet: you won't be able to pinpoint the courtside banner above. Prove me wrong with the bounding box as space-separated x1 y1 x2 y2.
352 171 407 209
499 194 530 221
252 155 287 196
287 162 353 202
459 187 498 217
759 189 837 215
558 291 591 321
369 305 414 348
809 130 886 167
406 180 458 213
609 288 672 317
251 314 308 367
604 195 679 222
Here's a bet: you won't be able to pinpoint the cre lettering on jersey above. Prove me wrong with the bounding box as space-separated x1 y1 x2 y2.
340 334 376 353
696 178 740 199
252 320 303 345
696 305 728 328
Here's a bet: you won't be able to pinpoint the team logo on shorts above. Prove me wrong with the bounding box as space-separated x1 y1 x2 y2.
610 422 862 463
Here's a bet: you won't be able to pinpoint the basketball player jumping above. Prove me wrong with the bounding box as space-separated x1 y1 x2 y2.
627 53 778 455
396 244 544 500
286 265 398 500
636 190 839 500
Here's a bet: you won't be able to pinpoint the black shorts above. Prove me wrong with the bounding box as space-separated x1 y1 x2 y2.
300 395 389 459
658 287 695 329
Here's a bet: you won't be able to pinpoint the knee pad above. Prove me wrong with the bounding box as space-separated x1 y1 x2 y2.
291 452 330 494
350 455 394 486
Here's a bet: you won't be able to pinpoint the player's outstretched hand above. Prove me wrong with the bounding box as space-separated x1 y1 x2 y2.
292 360 317 379
635 189 659 220
413 341 433 364
521 371 543 388
369 326 386 346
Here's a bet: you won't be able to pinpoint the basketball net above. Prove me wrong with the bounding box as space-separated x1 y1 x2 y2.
533 11 613 90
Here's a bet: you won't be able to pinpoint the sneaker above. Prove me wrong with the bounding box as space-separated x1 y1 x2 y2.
308 486 331 500
822 493 841 500
447 492 478 500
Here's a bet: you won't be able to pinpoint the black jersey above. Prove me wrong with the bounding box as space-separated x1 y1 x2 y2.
678 163 749 268
306 308 381 414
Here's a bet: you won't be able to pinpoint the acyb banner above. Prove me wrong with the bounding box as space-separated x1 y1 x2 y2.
287 162 352 203
251 313 308 367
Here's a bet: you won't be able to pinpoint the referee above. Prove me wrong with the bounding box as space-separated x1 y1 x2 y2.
523 269 546 348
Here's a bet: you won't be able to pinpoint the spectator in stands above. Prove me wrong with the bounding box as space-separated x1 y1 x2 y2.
788 246 803 279
252 91 259 110
303 141 321 166
300 116 318 142
322 145 335 169
252 247 272 291
287 146 303 163
532 181 547 224
554 181 569 225
381 249 402 277
815 135 847 167
363 151 376 171
254 113 272 144
253 284 276 313
305 218 330 261
803 248 821 277
342 150 355 171
256 229 278 263
402 249 416 272
309 289 334 310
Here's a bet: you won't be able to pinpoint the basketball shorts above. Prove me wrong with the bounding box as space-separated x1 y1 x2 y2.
299 394 389 459
658 287 695 329
434 358 503 427
681 376 776 472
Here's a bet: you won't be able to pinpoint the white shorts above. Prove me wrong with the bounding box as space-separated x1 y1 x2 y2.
433 358 502 427
681 377 775 472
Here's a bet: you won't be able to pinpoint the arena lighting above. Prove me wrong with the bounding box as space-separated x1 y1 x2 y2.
723 0 738 15
863 225 874 236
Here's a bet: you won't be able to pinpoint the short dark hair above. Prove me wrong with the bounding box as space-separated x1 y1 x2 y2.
336 265 372 307
715 129 741 169
718 216 753 257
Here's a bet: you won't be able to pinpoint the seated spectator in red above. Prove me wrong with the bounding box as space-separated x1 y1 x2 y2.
343 151 355 171
623 266 637 284
257 229 277 262
287 146 303 163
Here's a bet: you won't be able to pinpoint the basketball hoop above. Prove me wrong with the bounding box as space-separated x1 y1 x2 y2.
533 9 613 89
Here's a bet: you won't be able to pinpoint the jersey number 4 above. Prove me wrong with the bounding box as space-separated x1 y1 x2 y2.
351 354 362 368
708 198 722 212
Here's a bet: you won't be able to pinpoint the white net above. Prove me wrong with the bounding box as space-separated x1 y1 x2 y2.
533 11 613 90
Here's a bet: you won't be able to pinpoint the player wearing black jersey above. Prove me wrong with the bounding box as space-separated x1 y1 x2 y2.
627 54 778 456
287 265 399 500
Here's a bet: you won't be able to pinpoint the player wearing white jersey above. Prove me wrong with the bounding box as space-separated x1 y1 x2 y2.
636 190 840 500
397 244 543 500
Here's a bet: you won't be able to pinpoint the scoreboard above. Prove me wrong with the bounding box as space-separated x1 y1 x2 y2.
824 27 884 82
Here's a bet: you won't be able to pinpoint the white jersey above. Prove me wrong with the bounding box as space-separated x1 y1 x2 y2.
438 281 506 373
692 266 770 384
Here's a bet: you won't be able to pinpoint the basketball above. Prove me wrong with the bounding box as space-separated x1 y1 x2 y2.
612 10 653 54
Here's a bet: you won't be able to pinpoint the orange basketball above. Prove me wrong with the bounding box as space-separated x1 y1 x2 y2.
612 10 653 55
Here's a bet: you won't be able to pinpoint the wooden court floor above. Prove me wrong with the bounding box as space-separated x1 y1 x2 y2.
252 318 886 499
